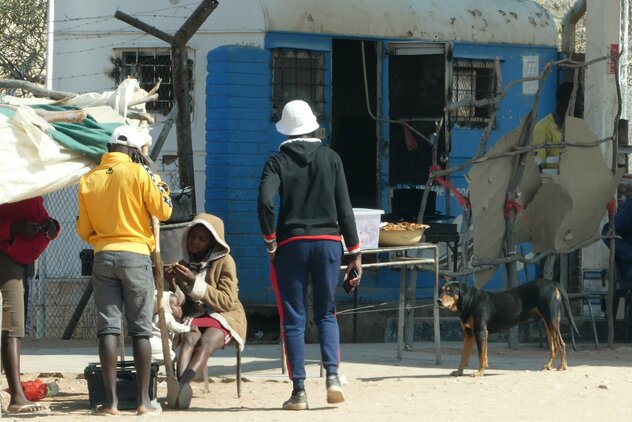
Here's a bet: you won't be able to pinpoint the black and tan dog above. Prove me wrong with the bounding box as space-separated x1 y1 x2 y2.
438 278 578 377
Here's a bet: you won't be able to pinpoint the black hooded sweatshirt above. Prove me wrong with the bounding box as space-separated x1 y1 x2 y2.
257 138 360 253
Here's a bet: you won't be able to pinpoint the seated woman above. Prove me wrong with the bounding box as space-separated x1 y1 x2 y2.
165 213 247 410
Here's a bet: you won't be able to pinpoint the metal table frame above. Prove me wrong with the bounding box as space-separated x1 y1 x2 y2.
343 243 441 364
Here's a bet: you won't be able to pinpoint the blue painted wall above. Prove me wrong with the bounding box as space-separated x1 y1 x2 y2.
205 46 278 304
205 38 558 305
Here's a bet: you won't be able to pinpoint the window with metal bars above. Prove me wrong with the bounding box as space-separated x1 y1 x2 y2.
113 49 193 115
271 49 325 121
450 59 497 128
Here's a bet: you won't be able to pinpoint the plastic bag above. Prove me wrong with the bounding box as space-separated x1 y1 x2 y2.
5 379 59 401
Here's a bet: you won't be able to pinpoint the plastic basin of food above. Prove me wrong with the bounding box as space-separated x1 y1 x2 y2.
378 225 428 246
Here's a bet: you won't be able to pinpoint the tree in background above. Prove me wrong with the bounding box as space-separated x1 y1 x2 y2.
536 0 587 51
0 0 47 87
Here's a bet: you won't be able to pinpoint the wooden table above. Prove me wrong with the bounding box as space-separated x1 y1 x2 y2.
342 243 441 364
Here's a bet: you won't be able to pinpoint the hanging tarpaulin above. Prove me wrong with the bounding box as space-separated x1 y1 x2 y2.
0 78 154 205
0 105 113 204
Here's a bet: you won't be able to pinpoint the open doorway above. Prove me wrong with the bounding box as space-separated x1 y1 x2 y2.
331 39 378 209
388 44 446 220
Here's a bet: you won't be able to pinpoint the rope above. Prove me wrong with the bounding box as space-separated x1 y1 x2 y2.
336 302 435 316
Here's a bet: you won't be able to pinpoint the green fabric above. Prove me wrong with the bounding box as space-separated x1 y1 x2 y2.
32 105 120 163
0 107 15 118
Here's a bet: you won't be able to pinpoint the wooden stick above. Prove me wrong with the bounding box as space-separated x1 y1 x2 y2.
0 79 76 99
0 104 87 123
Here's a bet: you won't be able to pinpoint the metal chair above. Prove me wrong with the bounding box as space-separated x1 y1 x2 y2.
202 340 242 398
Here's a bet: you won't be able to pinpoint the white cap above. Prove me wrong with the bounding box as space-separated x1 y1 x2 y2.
109 125 152 149
275 100 320 136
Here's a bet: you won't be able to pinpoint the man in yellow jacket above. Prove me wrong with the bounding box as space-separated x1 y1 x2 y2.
533 82 582 175
77 125 172 416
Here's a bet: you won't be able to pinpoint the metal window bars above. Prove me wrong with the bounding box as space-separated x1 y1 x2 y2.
271 49 326 121
115 49 193 116
451 59 497 128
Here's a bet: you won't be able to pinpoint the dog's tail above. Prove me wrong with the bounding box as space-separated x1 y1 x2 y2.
559 285 580 351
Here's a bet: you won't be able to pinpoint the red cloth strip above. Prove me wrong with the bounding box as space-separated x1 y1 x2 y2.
607 198 616 217
503 197 524 219
402 124 419 151
429 165 470 209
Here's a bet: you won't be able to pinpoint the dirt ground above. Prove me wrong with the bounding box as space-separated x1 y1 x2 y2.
2 340 632 421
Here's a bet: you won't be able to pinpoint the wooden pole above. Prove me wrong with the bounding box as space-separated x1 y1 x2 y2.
115 0 219 212
607 51 623 348
150 104 178 161
170 44 194 195
503 62 554 349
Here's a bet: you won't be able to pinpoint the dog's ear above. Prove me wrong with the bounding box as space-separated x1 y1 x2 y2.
438 276 450 289
442 280 461 294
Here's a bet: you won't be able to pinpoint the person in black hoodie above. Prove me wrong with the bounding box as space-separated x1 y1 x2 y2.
258 100 362 411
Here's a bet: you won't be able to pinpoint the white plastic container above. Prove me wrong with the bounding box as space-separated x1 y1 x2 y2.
352 208 384 250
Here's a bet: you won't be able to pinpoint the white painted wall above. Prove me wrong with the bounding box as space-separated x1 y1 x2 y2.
582 0 623 270
52 1 265 212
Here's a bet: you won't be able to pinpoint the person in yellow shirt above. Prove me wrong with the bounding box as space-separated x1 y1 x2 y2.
77 125 172 416
533 82 582 175
532 82 582 279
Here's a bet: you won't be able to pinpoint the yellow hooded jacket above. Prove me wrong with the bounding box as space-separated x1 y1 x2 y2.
77 152 173 255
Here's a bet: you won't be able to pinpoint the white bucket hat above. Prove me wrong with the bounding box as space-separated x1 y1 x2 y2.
109 125 152 149
276 100 320 136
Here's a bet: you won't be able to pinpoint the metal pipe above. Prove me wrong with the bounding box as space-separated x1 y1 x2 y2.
45 0 55 89
561 0 587 53
621 0 629 121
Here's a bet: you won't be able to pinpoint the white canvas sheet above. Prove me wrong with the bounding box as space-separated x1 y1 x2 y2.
0 78 144 205
0 107 94 205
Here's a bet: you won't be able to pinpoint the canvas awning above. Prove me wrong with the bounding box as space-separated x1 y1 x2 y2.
0 79 152 204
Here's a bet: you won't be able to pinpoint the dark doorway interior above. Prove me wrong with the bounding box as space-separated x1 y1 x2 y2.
388 52 445 220
331 39 378 209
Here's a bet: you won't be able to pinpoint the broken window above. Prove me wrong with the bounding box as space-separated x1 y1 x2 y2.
451 59 497 128
271 49 325 120
112 49 193 115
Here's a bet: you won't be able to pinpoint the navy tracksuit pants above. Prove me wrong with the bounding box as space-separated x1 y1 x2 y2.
272 239 342 384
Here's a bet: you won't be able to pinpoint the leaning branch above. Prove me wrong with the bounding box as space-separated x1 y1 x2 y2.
0 104 87 123
430 234 609 279
0 79 76 100
470 137 614 163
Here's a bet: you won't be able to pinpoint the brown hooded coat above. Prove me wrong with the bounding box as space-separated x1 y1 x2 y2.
178 213 247 350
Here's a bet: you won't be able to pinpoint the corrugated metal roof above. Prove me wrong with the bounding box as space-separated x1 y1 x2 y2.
54 0 557 47
256 0 557 46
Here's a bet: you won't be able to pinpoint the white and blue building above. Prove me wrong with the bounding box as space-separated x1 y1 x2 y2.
51 0 559 306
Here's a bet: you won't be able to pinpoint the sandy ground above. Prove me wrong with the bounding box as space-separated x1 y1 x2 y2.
2 340 632 421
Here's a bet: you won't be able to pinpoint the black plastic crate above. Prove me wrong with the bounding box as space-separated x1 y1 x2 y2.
84 360 159 410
